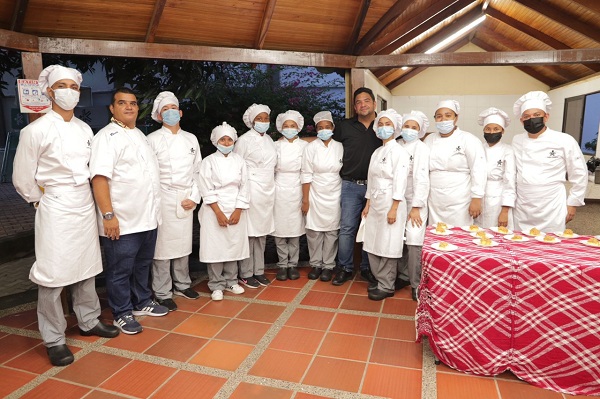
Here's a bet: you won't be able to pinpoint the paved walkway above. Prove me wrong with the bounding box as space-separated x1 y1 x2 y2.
0 183 35 239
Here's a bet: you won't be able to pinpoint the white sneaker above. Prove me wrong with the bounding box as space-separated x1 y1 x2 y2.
225 284 245 295
211 290 223 301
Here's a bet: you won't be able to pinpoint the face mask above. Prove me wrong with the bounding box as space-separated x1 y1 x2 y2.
217 144 234 154
376 126 395 140
317 129 333 141
254 122 270 134
401 128 419 142
523 117 545 134
52 88 80 111
436 120 455 134
281 128 298 139
161 109 180 126
484 132 502 144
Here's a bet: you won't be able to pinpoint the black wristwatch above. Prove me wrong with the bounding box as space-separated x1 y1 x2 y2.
102 212 114 220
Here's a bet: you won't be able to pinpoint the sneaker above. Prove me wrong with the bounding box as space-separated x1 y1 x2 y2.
239 276 260 289
174 288 200 300
132 300 169 317
254 274 271 286
225 284 245 294
156 297 178 312
211 290 223 301
113 313 143 335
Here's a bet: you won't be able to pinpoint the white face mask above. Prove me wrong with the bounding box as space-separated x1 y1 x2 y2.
254 122 270 134
401 128 419 142
436 120 455 134
52 88 80 111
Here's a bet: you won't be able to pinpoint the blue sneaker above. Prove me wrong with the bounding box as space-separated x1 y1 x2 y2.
132 300 169 317
113 313 143 335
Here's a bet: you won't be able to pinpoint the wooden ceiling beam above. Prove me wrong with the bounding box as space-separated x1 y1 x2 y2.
145 0 167 43
0 28 38 51
567 0 600 14
255 0 278 49
10 0 29 32
354 0 414 55
345 0 371 54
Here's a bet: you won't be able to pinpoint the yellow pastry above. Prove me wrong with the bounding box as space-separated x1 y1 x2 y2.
439 242 449 249
435 224 446 233
587 237 599 246
480 237 492 246
563 229 574 237
529 228 541 236
476 231 487 239
543 235 555 242
469 225 479 231
498 226 509 234
511 234 523 241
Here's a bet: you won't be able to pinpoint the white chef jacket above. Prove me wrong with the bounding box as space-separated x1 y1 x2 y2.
197 151 250 263
147 127 202 259
511 128 587 232
233 129 277 236
424 128 487 227
90 121 161 236
363 140 410 258
301 138 344 232
13 110 102 287
273 137 307 237
398 138 430 246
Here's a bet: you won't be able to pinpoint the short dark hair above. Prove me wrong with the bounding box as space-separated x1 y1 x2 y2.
111 87 137 105
353 87 375 103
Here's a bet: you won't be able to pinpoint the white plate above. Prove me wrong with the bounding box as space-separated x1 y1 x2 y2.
461 225 482 232
535 235 561 244
472 238 498 247
431 229 453 236
522 230 545 237
596 235 600 240
490 226 513 235
580 239 600 248
429 224 454 230
431 242 458 251
470 232 493 239
504 234 529 242
554 231 580 239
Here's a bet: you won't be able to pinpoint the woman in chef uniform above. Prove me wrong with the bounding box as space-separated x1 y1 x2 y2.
273 110 307 281
475 107 516 229
198 122 249 301
301 111 343 282
362 109 410 301
424 100 487 227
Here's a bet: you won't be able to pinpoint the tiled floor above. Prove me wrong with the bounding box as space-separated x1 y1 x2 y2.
0 267 596 399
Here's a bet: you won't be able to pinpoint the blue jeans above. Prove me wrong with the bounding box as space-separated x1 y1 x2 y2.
102 229 157 318
338 180 370 272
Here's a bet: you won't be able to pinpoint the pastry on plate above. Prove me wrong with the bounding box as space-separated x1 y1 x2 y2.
439 241 449 249
511 234 524 241
543 235 556 243
435 224 446 233
587 237 600 245
498 226 509 234
469 225 479 231
529 227 541 236
562 229 574 237
476 231 487 239
480 237 493 246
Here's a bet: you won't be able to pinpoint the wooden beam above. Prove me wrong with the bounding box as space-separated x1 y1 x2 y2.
570 0 600 14
0 28 38 52
255 0 278 49
21 52 44 123
345 0 371 54
10 0 29 32
145 0 167 43
354 0 414 55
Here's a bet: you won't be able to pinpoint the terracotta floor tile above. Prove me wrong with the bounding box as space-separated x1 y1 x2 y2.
0 334 43 363
370 338 423 369
144 333 208 362
270 276 310 289
381 297 418 316
172 313 229 338
285 308 335 331
54 352 130 387
310 279 350 293
362 363 422 399
103 327 166 352
172 296 211 312
302 356 366 392
189 340 254 371
436 373 500 399
151 370 226 398
436 362 463 374
5 344 55 374
64 324 103 343
230 382 293 399
198 299 247 317
234 286 262 299
237 303 285 323
100 360 176 398
330 313 378 336
215 319 271 344
376 318 417 341
300 291 344 308
347 281 369 296
21 379 91 399
136 310 192 330
269 326 325 354
0 367 37 397
192 279 211 294
496 379 564 399
249 348 312 382
340 294 383 312
0 309 38 328
83 391 128 399
0 332 6 339
395 285 413 300
318 332 372 361
294 394 331 399
257 286 300 302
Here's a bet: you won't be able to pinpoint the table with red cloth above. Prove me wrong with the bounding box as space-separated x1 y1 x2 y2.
416 227 600 396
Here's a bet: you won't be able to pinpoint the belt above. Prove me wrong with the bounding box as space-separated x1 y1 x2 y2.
344 178 367 185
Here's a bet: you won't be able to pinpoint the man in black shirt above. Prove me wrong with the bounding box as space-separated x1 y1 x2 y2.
331 87 381 286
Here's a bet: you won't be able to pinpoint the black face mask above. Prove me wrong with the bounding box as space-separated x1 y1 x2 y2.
523 117 545 134
484 133 502 144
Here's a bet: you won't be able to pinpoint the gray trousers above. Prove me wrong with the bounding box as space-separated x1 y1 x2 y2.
152 256 192 299
37 276 100 348
207 261 238 291
397 245 423 289
239 236 266 278
368 253 397 293
275 236 300 268
306 229 338 270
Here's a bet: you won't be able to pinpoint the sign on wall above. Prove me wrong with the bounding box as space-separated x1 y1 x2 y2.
17 79 51 113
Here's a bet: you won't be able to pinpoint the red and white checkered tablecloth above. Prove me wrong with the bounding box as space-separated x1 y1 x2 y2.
416 227 600 396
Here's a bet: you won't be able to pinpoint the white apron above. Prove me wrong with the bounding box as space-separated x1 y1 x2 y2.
513 182 567 233
154 188 193 259
477 180 514 229
306 172 342 231
429 171 472 226
273 139 306 237
247 167 276 236
400 140 429 246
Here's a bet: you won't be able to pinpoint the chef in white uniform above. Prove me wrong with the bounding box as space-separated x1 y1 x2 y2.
397 110 430 301
13 65 119 366
147 92 202 312
475 107 516 229
425 100 487 227
362 109 410 301
273 110 307 282
512 91 587 232
234 104 277 288
301 111 344 282
198 122 249 301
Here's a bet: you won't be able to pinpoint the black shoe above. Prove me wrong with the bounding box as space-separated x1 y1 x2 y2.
308 267 322 280
412 287 418 301
288 267 300 280
368 288 394 301
360 269 377 284
174 288 200 300
395 278 411 291
332 270 353 286
47 344 74 366
156 297 178 312
320 268 333 282
367 281 378 292
276 268 288 281
80 321 120 338
254 274 271 286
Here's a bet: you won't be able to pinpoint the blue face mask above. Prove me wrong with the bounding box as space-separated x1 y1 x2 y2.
217 144 234 154
254 122 270 134
317 129 333 141
161 109 181 126
376 126 395 140
436 120 455 134
401 128 419 142
282 128 298 139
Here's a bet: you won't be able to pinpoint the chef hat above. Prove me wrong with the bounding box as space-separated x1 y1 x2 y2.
478 107 510 129
243 103 271 128
402 110 429 138
276 110 304 133
435 99 460 115
313 111 335 128
210 122 238 147
513 91 552 116
38 65 83 97
374 109 403 139
151 91 179 122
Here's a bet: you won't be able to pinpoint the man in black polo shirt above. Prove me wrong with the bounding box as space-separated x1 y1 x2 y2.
331 87 381 286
